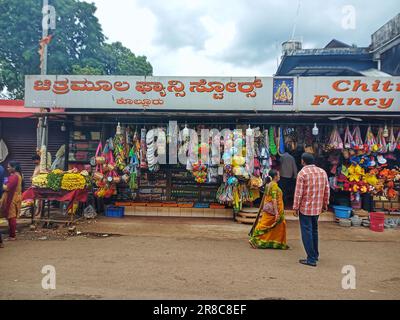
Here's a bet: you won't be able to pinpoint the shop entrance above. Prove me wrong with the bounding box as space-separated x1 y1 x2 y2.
43 112 400 218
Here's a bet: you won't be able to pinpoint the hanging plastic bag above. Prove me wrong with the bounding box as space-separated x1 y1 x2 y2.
328 126 343 150
376 127 388 154
387 127 396 152
396 129 400 151
365 126 378 152
343 125 355 149
352 126 363 150
83 205 97 219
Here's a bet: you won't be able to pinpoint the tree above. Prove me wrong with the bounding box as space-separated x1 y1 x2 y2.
0 0 153 98
100 42 153 76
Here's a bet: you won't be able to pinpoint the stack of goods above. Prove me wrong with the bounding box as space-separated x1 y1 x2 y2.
61 170 88 191
138 172 167 201
32 168 89 191
32 174 48 188
92 140 119 198
191 162 207 183
20 199 34 217
47 169 65 191
113 125 128 171
127 131 140 191
216 176 252 211
93 125 150 199
328 125 400 208
146 129 159 172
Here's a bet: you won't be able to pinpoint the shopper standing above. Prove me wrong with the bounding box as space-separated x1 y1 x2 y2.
293 153 330 267
1 161 23 241
278 148 298 205
0 164 5 248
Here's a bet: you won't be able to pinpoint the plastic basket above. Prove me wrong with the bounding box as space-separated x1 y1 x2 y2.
333 206 352 219
115 202 131 207
194 202 210 208
370 212 385 232
210 203 226 209
147 202 163 207
162 202 178 207
130 202 147 207
105 206 125 218
178 202 194 208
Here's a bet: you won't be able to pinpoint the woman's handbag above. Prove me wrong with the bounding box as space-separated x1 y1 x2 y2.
262 184 276 216
263 201 275 215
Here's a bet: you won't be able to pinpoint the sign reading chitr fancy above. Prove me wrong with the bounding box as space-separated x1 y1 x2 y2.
312 79 400 109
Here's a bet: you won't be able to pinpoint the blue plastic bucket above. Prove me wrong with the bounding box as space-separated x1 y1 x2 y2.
333 206 352 219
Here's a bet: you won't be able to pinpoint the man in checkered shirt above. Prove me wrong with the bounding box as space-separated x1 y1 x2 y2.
293 153 330 267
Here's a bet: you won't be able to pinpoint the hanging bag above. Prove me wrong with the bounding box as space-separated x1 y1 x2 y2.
262 183 276 215
387 127 396 152
328 126 343 150
396 129 400 151
365 126 377 152
94 142 105 165
93 163 104 182
343 125 355 149
108 150 116 171
376 127 388 154
352 126 364 150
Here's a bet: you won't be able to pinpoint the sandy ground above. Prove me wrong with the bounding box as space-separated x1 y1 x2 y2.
0 216 399 300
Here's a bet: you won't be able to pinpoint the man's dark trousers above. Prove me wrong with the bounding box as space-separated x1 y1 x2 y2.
299 213 319 264
279 177 294 204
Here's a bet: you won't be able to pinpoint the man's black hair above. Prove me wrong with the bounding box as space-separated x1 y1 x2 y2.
301 152 315 165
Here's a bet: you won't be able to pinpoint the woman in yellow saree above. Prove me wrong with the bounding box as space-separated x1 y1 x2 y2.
249 169 289 250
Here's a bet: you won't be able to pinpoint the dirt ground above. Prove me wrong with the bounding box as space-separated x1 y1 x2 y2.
0 216 399 300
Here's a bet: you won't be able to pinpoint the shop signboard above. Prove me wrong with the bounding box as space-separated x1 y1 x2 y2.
25 75 274 111
298 77 400 113
25 75 400 112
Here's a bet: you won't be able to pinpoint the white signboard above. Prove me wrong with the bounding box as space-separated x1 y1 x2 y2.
25 75 273 111
298 77 400 112
24 75 400 112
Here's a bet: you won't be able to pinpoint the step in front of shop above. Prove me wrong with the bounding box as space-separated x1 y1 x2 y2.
124 206 233 218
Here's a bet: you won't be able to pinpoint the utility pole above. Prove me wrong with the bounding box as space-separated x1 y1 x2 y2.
39 0 52 169
41 0 49 76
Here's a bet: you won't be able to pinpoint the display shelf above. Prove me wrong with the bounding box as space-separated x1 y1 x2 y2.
68 127 101 165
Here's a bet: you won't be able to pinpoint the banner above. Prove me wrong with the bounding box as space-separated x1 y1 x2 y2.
24 75 400 112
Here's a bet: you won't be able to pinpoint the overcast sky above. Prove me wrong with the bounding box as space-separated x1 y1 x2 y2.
88 0 399 76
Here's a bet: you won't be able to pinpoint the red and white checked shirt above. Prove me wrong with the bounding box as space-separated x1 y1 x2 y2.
293 165 330 216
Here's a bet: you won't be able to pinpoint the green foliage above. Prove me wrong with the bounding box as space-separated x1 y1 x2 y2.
0 0 153 98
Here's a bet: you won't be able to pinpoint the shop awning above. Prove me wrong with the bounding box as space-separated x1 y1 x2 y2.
0 99 64 118
0 99 39 118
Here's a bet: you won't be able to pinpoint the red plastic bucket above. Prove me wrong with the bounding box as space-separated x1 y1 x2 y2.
370 212 385 232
